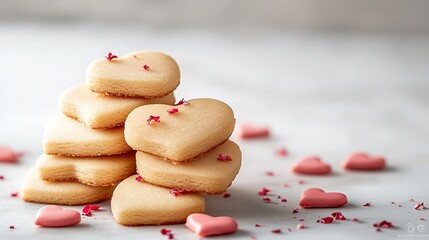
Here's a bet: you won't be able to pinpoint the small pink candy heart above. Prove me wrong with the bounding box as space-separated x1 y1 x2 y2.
0 147 21 163
299 188 348 208
291 156 331 175
343 152 386 170
235 123 269 139
35 205 81 227
186 213 238 237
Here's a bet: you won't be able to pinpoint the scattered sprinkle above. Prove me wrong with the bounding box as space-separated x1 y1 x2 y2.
420 218 425 221
147 115 160 125
176 98 190 106
0 175 4 180
352 218 359 222
271 229 282 234
277 147 288 157
255 224 263 227
217 154 232 161
391 201 395 204
169 189 188 197
363 202 371 207
160 228 172 235
410 198 415 202
296 224 306 230
298 218 304 222
292 209 299 214
82 205 93 216
281 198 287 202
135 175 143 182
373 220 393 229
105 52 118 61
223 193 231 198
167 108 179 114
331 212 346 220
398 204 402 207
298 180 305 184
288 228 293 232
266 171 275 176
168 234 174 239
258 188 270 196
415 202 425 210
283 183 289 187
262 197 271 203
143 65 150 70
9 225 14 229
318 217 334 224
10 192 18 197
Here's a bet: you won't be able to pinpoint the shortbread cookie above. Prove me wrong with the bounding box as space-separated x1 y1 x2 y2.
60 84 175 129
86 51 180 98
111 175 205 226
136 140 241 194
125 98 235 163
43 114 131 157
20 169 115 205
36 152 136 186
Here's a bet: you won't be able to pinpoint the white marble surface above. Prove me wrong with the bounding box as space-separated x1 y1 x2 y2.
1 23 429 239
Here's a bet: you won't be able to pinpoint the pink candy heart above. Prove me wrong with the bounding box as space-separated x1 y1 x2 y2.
235 123 269 139
186 213 238 237
291 156 331 175
35 205 81 227
299 188 348 208
0 147 21 163
343 152 386 170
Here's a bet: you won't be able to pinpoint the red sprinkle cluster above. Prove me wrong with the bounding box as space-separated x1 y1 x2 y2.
82 205 101 217
105 52 118 61
317 217 334 224
217 154 232 161
373 220 393 231
176 98 190 106
167 108 179 114
331 212 346 220
147 115 161 125
160 228 174 239
258 188 270 196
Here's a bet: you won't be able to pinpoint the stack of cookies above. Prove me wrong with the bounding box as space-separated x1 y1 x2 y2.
20 51 179 205
111 98 242 226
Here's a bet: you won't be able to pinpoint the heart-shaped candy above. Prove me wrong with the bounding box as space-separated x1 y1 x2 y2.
86 51 180 98
35 205 81 227
299 188 348 208
111 175 205 226
291 156 331 175
125 98 235 163
235 123 269 139
60 84 175 129
343 152 386 170
186 213 238 237
0 147 21 163
36 152 136 186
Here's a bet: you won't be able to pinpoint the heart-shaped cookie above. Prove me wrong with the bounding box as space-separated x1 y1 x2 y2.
125 98 235 163
35 205 81 227
299 188 348 208
136 140 241 194
86 51 180 98
0 147 21 163
60 84 175 129
291 156 331 175
186 213 238 237
36 152 136 186
43 114 131 157
235 123 269 139
343 152 386 170
111 175 205 226
20 168 115 205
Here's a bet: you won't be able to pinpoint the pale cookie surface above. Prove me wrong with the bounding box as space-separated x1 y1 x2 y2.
43 114 131 157
111 175 205 226
136 140 241 194
20 169 115 205
36 152 136 186
60 84 175 129
125 98 235 163
86 51 180 98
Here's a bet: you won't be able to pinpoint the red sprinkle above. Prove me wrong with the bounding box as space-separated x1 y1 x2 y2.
255 224 263 227
420 218 425 221
176 98 190 106
318 217 334 224
266 171 275 176
0 175 4 180
410 198 415 202
271 229 282 234
415 202 425 210
147 115 160 125
331 212 346 220
296 224 306 230
292 209 299 214
160 228 172 235
277 147 288 157
223 193 231 198
82 205 92 216
398 204 402 207
281 198 287 202
298 218 304 221
298 180 305 184
9 225 14 229
373 220 393 229
105 52 118 61
167 108 179 114
10 192 18 197
135 175 143 182
283 183 289 187
169 189 188 197
363 202 371 207
288 228 293 232
262 197 271 203
352 218 359 222
217 154 232 161
89 205 100 211
143 65 150 70
168 234 174 239
258 188 270 196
